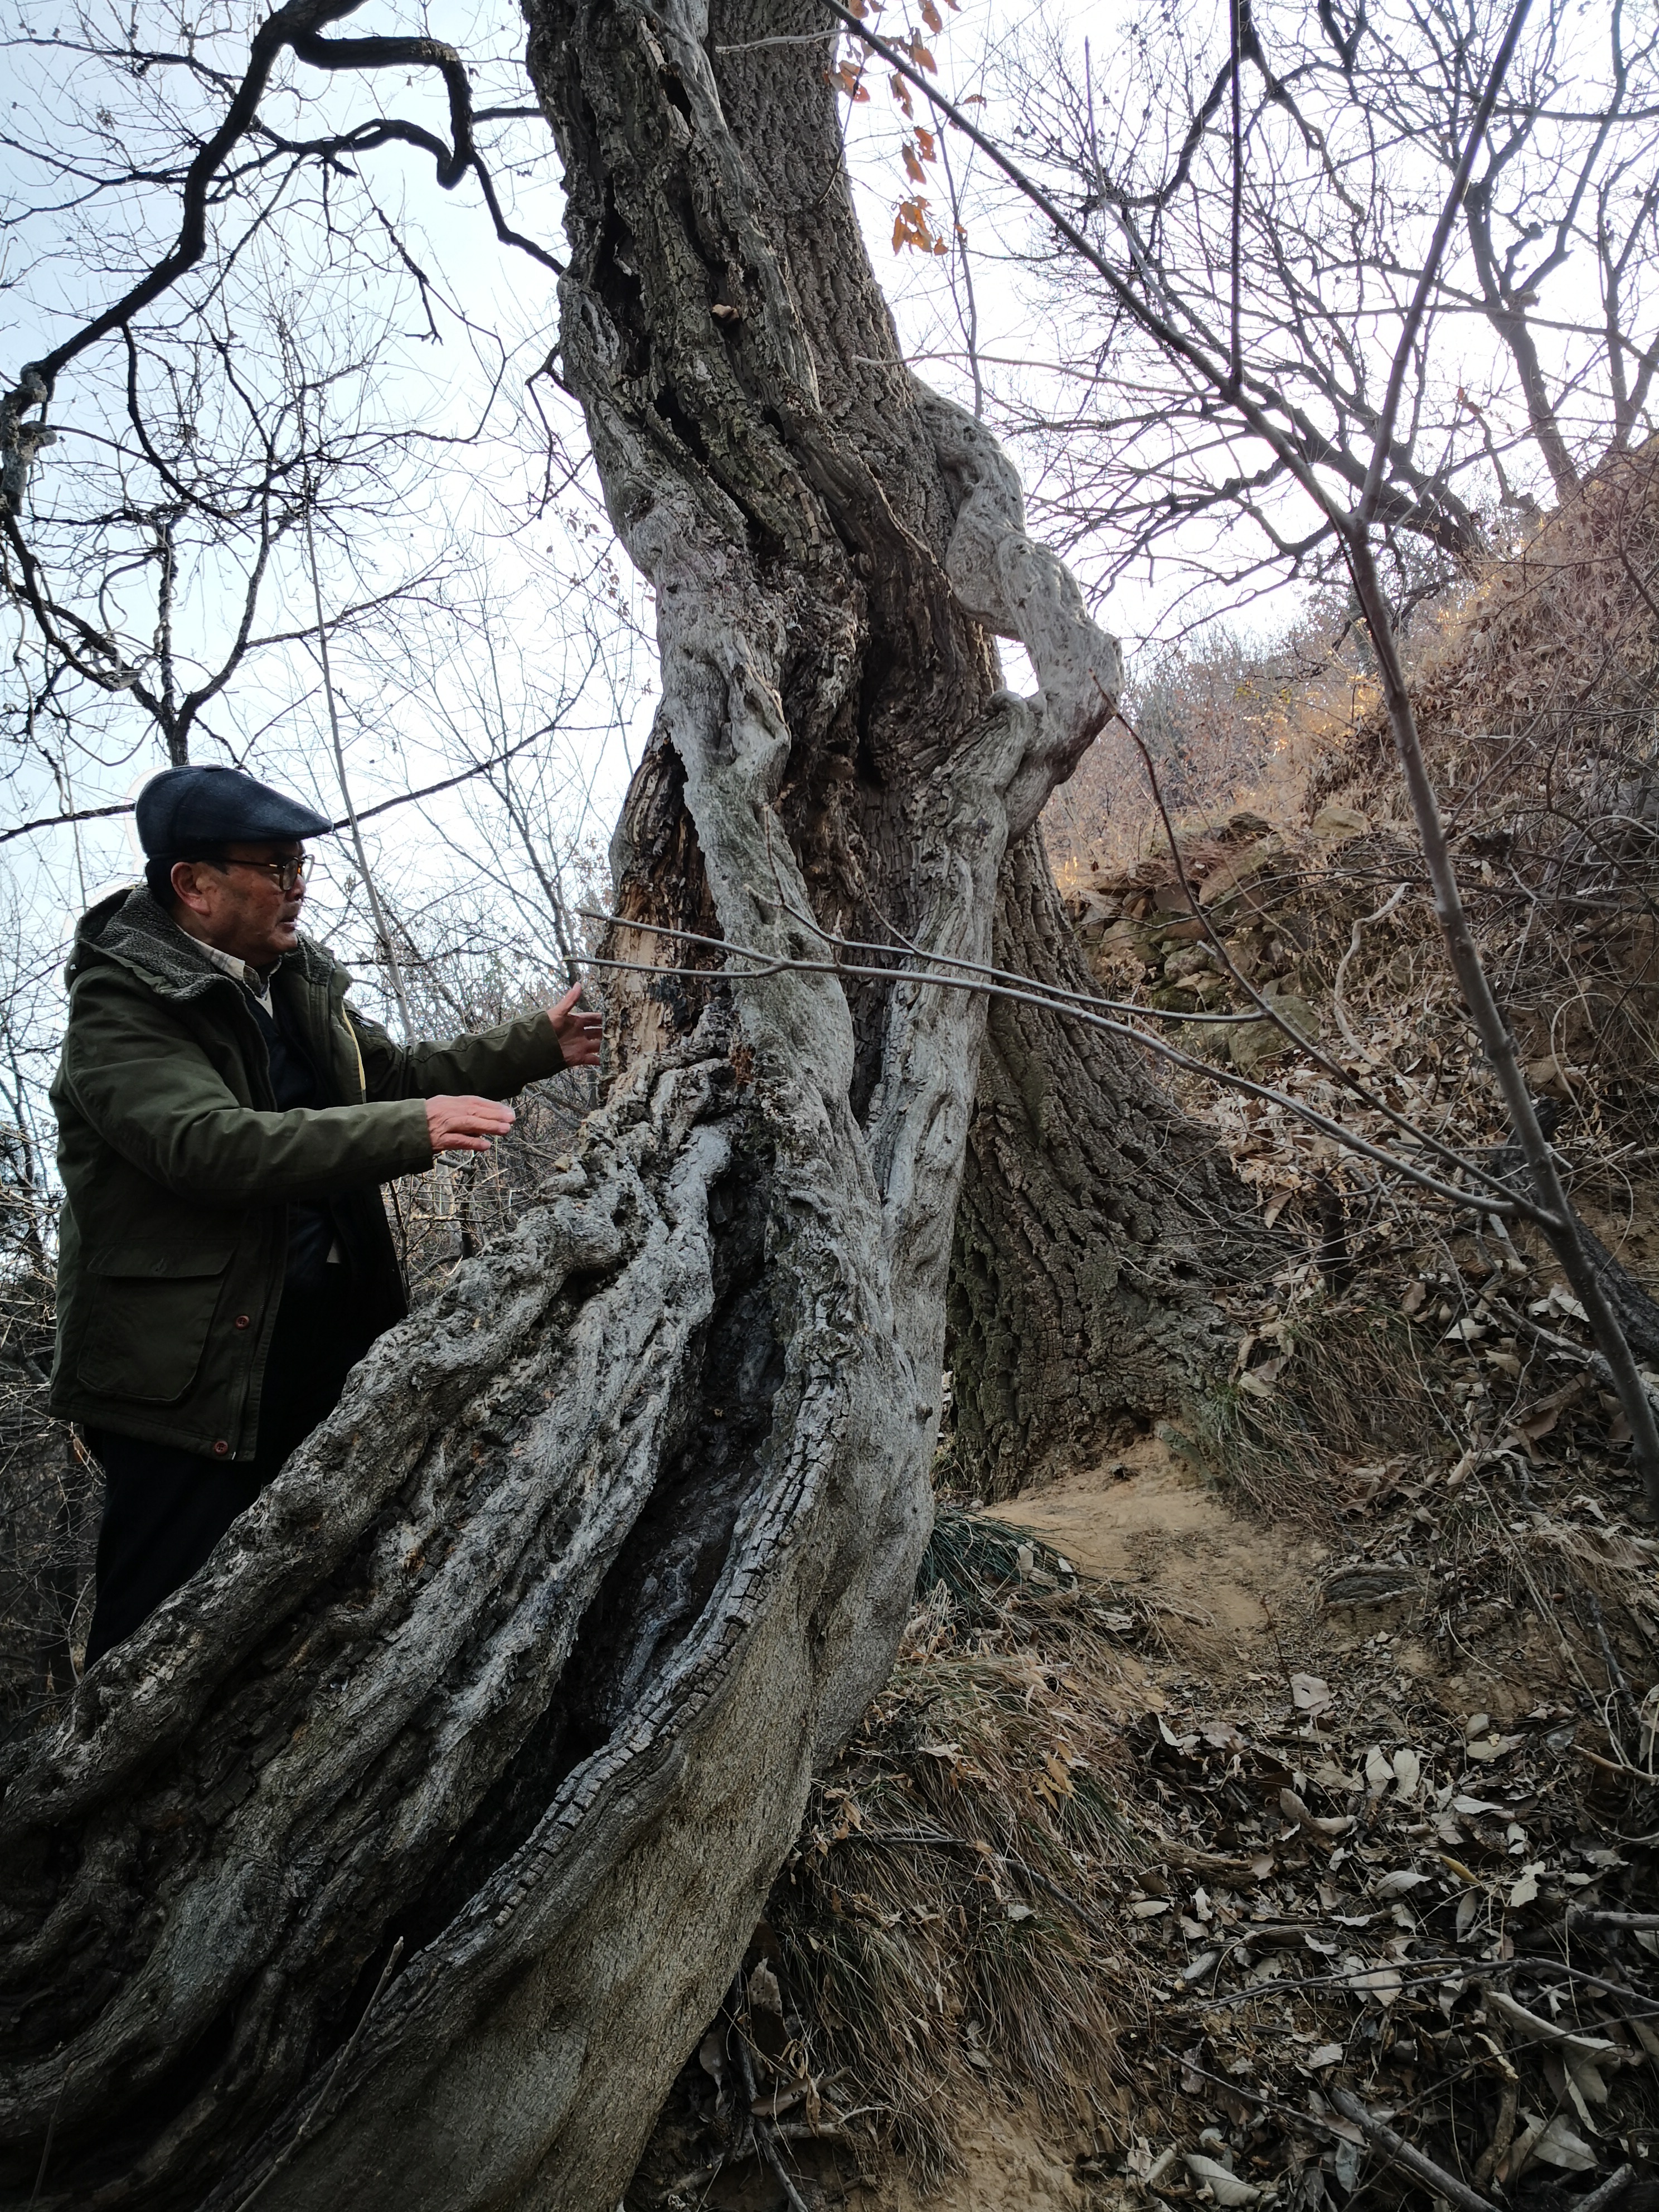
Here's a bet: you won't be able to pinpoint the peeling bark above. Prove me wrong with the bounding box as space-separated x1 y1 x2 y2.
0 7 1236 2208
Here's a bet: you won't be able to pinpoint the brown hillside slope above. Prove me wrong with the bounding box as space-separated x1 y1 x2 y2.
1324 440 1659 826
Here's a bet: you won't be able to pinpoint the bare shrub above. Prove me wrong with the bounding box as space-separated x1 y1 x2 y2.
1044 614 1372 883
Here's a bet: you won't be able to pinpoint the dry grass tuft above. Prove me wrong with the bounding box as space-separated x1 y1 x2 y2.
625 1512 1162 2205
1182 1288 1450 1527
770 1511 1152 2179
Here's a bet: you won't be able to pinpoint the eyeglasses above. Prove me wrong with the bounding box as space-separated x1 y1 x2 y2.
208 853 309 894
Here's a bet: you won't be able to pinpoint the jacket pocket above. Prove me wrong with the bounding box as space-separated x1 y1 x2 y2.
77 1245 234 1404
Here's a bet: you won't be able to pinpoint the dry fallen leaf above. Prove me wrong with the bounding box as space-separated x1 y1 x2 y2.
1346 1963 1403 2005
1280 1788 1354 1840
1311 1759 1360 1791
1185 2153 1267 2205
1466 1733 1525 1763
1292 1672 1333 1715
1485 1988 1619 2059
1202 1720 1249 1751
1507 1862 1544 1907
1530 2116 1597 2171
1373 1868 1430 1900
1565 2050 1612 2108
751 2084 804 2118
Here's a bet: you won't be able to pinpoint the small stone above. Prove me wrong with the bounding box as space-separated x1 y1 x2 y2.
1228 994 1318 1068
1312 804 1369 840
1199 838 1284 908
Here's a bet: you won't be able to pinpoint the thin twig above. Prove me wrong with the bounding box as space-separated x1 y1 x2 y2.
727 1984 811 2212
0 725 564 852
1357 0 1536 523
1332 882 1410 1056
27 2065 71 2211
1345 536 1659 1515
1170 1953 1659 2018
578 917 1540 1221
1574 2167 1636 2212
1170 2050 1349 2141
1330 2087 1502 2212
1226 0 1244 395
1110 706 1530 1204
590 903 1259 1025
298 448 414 1043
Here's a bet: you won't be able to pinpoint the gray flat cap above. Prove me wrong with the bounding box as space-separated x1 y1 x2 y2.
135 765 331 855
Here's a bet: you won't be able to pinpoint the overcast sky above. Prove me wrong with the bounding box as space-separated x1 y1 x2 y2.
1 0 1635 1127
1 2 1100 1025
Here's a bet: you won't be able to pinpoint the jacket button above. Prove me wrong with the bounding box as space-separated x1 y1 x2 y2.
234 1314 251 1330
212 1440 230 1457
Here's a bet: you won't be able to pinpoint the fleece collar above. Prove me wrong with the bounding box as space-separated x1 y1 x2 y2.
66 886 341 1004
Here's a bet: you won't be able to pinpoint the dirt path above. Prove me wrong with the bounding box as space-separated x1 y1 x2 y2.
985 1434 1331 1683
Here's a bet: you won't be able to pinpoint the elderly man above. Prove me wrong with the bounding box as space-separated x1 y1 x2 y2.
50 763 602 1663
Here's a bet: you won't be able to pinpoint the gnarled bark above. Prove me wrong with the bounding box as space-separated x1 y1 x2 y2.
0 5 1142 2208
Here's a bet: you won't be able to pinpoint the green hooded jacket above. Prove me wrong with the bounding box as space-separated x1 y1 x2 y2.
49 886 566 1458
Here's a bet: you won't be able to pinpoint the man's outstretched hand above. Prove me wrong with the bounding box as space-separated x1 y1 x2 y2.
427 1095 515 1155
425 989 599 1154
549 982 603 1067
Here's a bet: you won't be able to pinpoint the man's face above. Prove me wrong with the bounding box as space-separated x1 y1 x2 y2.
169 842 307 966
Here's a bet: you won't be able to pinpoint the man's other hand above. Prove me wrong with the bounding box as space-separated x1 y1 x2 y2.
549 983 603 1067
427 1095 516 1154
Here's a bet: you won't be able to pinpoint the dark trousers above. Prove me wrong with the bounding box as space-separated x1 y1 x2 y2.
84 1272 370 1665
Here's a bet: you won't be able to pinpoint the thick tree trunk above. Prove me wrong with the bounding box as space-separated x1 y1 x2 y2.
0 6 1138 2210
949 836 1263 1497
